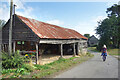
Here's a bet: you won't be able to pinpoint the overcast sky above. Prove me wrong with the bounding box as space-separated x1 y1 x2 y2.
0 0 119 37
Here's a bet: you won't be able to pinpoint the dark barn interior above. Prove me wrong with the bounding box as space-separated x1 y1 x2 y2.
14 41 77 55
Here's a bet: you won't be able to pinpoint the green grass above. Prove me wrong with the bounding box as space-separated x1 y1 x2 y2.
88 47 120 56
87 47 100 52
31 53 94 78
108 49 120 56
2 53 94 78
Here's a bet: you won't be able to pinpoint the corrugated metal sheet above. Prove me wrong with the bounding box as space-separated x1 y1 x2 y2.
17 15 88 40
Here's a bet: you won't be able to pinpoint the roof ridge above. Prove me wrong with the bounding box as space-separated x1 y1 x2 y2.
16 14 66 29
16 14 88 40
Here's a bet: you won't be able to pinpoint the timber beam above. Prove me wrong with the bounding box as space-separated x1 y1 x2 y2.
39 39 81 44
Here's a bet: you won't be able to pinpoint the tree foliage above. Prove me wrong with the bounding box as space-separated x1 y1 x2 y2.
84 34 90 38
95 4 120 50
0 19 6 29
106 4 120 17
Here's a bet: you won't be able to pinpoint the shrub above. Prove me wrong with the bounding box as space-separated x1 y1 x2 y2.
15 68 30 75
1 69 16 74
21 64 34 72
2 51 27 69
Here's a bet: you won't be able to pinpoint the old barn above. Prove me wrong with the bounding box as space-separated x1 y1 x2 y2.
88 35 99 47
1 14 88 64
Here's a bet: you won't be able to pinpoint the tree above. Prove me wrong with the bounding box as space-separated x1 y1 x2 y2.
95 4 120 50
107 4 120 47
84 34 90 38
0 19 6 29
106 4 120 48
106 4 120 17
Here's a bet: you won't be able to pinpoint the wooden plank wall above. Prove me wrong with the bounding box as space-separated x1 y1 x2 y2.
2 15 40 44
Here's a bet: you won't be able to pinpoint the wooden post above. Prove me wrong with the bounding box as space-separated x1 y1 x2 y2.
0 44 1 52
3 44 4 51
77 42 79 55
5 44 6 51
36 43 39 64
4 44 5 51
60 44 63 58
13 41 16 53
73 43 76 56
81 40 83 54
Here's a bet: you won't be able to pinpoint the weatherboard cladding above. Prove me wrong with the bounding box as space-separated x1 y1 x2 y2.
17 15 88 40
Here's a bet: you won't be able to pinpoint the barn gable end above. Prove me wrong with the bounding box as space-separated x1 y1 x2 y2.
2 15 40 44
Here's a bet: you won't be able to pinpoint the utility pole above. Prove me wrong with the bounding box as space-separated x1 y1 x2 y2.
9 0 13 55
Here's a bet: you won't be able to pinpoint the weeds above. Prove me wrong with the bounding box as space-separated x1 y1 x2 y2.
2 51 28 69
2 52 94 78
32 54 94 78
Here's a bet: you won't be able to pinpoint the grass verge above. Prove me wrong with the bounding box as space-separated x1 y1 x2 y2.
87 47 100 52
108 49 120 60
88 47 120 60
30 53 94 78
2 53 94 78
107 49 120 56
